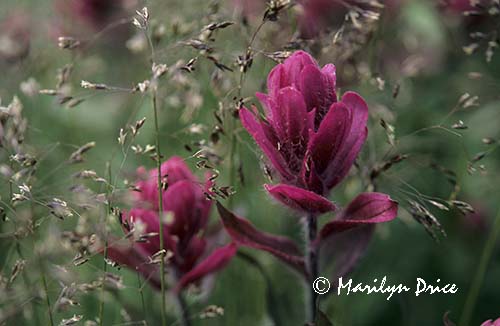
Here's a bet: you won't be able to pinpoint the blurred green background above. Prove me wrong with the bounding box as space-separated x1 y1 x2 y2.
1 0 500 325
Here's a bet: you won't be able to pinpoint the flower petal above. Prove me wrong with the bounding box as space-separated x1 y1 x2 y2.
321 64 336 89
299 64 336 120
307 102 351 191
134 156 197 209
323 91 369 189
267 51 317 99
240 107 293 180
265 183 335 214
276 86 309 145
176 242 237 292
319 192 398 241
125 208 177 256
161 156 197 185
216 202 307 276
104 238 161 289
256 92 274 120
177 236 206 273
164 180 208 242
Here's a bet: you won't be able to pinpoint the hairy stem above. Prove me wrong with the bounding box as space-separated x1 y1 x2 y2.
459 207 500 326
153 90 167 326
304 213 319 323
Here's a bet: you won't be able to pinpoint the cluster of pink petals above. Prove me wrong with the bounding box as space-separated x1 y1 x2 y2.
240 51 365 196
106 157 236 292
240 50 397 217
218 50 398 280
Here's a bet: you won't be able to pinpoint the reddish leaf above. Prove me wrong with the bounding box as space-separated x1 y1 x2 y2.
176 242 237 292
216 202 307 277
265 183 336 214
319 192 398 241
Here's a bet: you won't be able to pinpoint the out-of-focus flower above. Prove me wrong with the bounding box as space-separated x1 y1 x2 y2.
105 157 236 292
461 201 488 234
232 0 266 20
53 0 136 41
298 0 404 38
0 11 31 62
439 0 490 23
442 0 476 13
56 0 128 30
231 0 402 38
481 318 500 326
297 0 345 38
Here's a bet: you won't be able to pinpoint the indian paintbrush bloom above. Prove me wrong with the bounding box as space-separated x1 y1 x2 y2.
105 156 236 292
239 50 397 216
220 50 398 321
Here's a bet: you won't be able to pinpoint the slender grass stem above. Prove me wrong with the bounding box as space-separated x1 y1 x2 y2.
136 272 147 319
228 117 237 209
228 20 266 209
152 90 167 326
99 163 112 326
304 213 319 323
38 255 54 326
15 242 41 325
459 207 500 326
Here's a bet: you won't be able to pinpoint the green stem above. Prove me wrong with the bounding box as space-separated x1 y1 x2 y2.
136 272 147 320
99 163 112 326
38 256 54 326
15 242 41 325
459 207 500 326
228 118 237 209
152 90 167 326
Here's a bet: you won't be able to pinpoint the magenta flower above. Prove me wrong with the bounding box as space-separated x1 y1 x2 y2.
105 157 236 292
240 51 396 213
240 50 363 197
228 51 397 323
